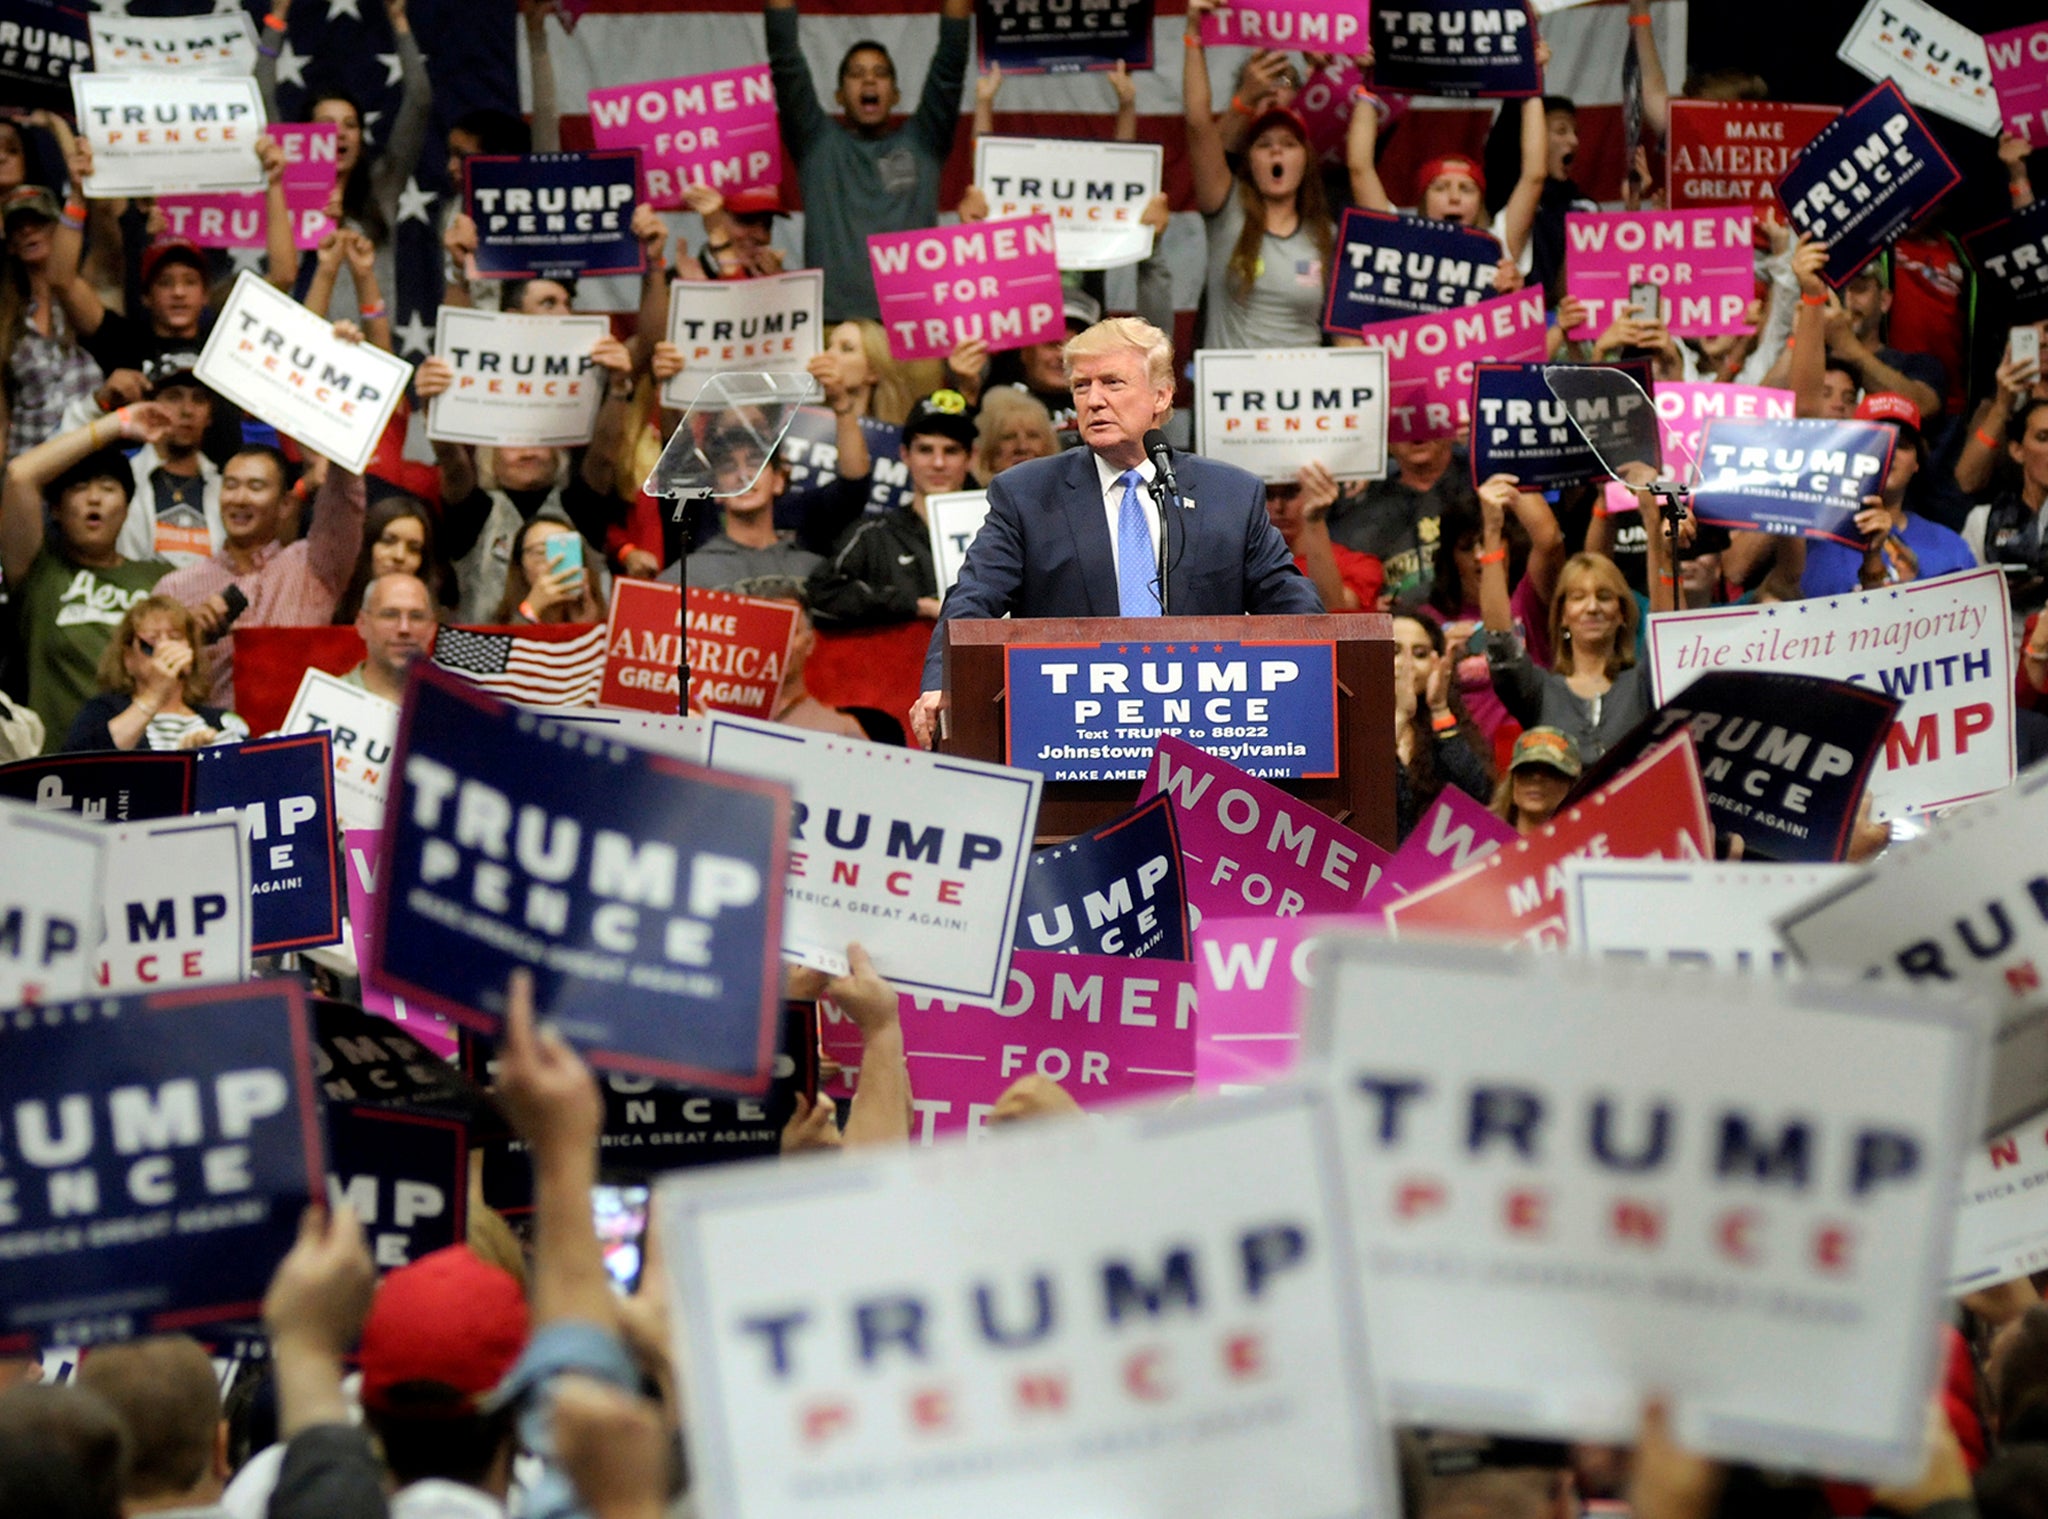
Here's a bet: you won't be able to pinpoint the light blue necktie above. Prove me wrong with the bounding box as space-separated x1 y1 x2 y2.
1115 469 1159 616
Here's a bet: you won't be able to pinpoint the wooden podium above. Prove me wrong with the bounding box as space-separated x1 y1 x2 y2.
937 615 1398 849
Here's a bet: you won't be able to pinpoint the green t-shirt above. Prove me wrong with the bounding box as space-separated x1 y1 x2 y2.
17 548 169 752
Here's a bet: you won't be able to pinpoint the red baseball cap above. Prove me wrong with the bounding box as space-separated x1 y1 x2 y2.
1855 391 1921 429
723 183 785 218
140 238 208 289
357 1245 530 1415
1415 153 1488 202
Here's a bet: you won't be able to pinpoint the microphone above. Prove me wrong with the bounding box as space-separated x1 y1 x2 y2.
1143 429 1182 504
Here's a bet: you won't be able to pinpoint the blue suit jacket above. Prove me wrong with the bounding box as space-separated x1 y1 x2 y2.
922 446 1324 687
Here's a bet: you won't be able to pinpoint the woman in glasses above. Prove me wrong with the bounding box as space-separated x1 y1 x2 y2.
62 595 249 752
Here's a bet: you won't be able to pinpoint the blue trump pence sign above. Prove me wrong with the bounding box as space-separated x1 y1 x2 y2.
0 980 322 1350
1005 640 1339 783
371 664 791 1094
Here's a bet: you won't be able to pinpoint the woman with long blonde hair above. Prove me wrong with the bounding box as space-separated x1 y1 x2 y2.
1472 476 1679 765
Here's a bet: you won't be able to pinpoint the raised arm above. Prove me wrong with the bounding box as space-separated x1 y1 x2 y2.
1507 481 1564 606
1476 474 1519 633
973 65 1001 143
260 136 303 291
2 404 170 584
913 0 973 157
1496 92 1549 263
368 0 433 217
1182 5 1236 216
1348 83 1394 212
306 423 369 595
495 970 617 1330
764 0 835 174
2002 132 2037 211
1109 61 1138 143
578 335 640 496
1627 0 1671 137
522 0 562 154
1788 234 1829 417
829 945 911 1147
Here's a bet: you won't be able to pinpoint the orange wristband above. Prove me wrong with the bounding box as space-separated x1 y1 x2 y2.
1977 428 2000 450
1184 32 1204 48
262 12 287 31
1477 546 1508 565
1628 13 1652 24
1800 292 1827 306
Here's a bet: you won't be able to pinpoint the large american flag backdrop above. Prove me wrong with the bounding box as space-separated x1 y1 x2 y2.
248 0 1686 351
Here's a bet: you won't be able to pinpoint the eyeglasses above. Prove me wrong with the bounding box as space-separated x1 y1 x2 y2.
134 636 156 657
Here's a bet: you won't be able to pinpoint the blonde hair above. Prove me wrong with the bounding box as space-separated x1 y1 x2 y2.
1063 317 1174 390
1547 552 1639 680
838 318 941 427
98 595 211 707
973 388 1059 479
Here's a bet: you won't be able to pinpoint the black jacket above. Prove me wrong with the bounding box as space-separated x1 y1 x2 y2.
808 506 936 627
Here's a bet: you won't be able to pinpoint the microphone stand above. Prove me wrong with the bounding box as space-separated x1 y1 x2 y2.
1148 472 1176 618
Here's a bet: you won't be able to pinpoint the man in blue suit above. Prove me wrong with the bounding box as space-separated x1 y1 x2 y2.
910 317 1324 745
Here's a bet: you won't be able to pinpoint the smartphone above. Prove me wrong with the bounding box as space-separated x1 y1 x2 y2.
592 1183 649 1294
544 533 584 576
2013 326 2042 373
1629 281 1661 323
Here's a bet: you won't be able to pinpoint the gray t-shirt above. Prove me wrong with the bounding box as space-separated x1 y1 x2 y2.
680 533 824 589
1200 194 1328 352
767 9 969 323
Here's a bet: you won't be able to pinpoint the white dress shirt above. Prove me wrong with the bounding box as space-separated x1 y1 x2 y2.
1093 451 1162 589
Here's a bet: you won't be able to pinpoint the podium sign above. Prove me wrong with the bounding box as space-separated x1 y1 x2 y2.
1004 639 1339 782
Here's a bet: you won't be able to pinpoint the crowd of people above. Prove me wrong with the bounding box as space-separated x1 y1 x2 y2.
4 0 2048 1515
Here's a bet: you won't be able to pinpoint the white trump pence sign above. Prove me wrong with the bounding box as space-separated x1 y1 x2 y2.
0 798 106 1009
1777 762 2048 1139
973 136 1163 271
196 272 411 474
1193 348 1389 483
426 308 611 448
662 270 823 409
926 490 989 595
1305 937 1983 1481
703 715 1042 1002
279 669 399 833
72 72 265 196
655 1085 1392 1519
98 815 251 994
1563 860 1850 976
88 12 259 75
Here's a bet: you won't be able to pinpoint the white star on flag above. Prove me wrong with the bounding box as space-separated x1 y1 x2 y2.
326 0 363 20
376 51 403 87
396 177 435 225
275 39 308 89
227 247 266 276
393 311 435 359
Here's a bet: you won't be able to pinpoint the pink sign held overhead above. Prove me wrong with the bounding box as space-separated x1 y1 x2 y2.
1200 0 1370 53
820 951 1196 1141
587 66 780 209
1138 734 1391 926
344 829 457 1059
869 215 1066 362
1353 287 1548 442
1564 209 1755 338
1194 915 1360 1095
1988 23 2048 146
160 123 338 251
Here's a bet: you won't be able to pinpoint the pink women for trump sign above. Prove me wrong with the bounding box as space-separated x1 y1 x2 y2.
868 216 1066 362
